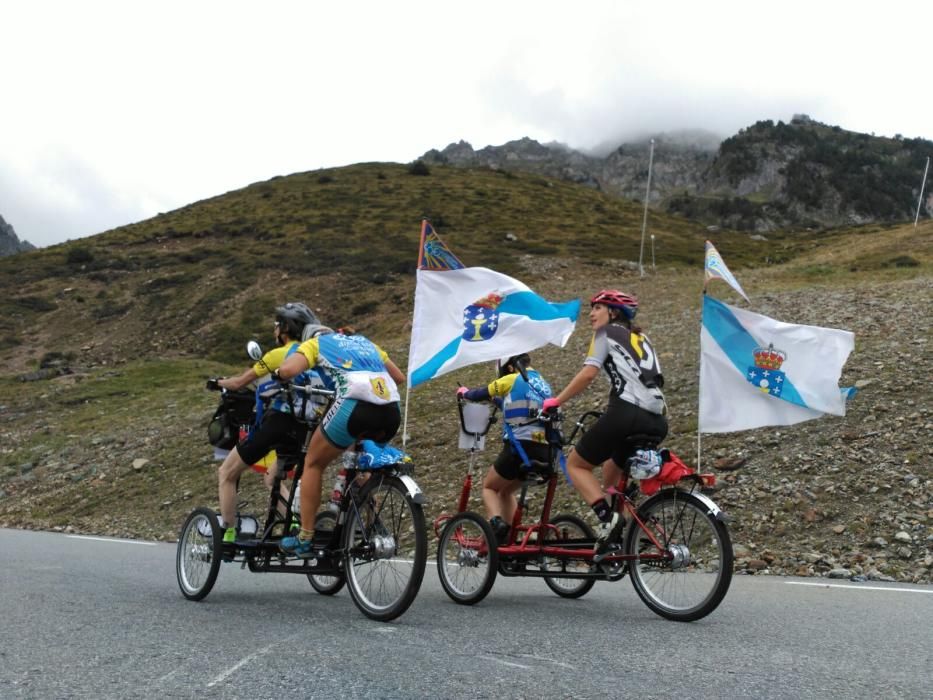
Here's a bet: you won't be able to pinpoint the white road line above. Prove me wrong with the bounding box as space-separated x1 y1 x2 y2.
479 655 531 670
208 643 277 687
66 535 157 546
786 581 932 594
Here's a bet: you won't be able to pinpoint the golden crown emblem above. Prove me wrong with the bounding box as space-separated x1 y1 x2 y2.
472 291 504 309
753 343 786 370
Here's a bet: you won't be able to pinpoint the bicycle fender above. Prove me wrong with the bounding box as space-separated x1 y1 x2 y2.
398 474 426 505
688 491 728 522
642 489 728 523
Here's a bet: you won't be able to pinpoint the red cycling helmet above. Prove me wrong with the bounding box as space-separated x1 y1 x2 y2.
590 289 638 320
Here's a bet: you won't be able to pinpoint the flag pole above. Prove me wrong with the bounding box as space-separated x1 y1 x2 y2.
638 138 655 278
402 384 411 448
403 218 430 449
915 156 930 227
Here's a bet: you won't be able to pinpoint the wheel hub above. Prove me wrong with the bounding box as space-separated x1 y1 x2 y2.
456 547 481 567
372 534 397 559
668 543 691 569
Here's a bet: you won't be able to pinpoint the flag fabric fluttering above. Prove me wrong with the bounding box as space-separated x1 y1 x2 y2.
704 240 749 301
699 295 855 433
407 221 580 388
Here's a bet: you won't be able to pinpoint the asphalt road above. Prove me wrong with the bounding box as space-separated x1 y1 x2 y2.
1 528 930 699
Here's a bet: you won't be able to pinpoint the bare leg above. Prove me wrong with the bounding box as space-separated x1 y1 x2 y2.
218 448 251 527
481 467 521 523
566 447 603 505
298 429 345 535
601 458 624 491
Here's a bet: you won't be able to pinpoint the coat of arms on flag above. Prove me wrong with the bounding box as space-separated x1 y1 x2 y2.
463 292 504 342
746 343 787 397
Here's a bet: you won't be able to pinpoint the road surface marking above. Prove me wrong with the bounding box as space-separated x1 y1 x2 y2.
66 535 157 546
208 643 277 687
480 655 531 670
786 581 932 594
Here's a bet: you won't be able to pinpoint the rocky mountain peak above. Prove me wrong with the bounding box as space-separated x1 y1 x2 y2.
0 215 35 256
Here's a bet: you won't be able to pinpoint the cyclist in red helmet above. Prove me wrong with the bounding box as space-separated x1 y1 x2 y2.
542 289 667 557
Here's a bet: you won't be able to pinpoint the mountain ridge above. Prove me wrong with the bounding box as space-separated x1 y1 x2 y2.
0 214 35 256
422 116 933 232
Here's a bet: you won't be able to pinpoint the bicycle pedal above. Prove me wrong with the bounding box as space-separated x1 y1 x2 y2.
592 543 622 564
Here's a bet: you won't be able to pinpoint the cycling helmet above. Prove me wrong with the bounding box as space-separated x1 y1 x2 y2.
301 324 334 341
496 353 530 377
275 302 319 339
590 289 638 321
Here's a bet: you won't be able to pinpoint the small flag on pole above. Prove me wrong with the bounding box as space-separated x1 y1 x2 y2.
407 221 580 387
704 240 749 301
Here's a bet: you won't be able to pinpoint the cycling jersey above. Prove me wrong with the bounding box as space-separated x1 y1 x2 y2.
253 341 325 418
485 369 552 443
296 333 400 405
584 322 666 415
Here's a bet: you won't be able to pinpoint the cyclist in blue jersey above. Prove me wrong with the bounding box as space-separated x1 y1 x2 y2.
274 325 406 558
456 353 553 545
215 302 322 545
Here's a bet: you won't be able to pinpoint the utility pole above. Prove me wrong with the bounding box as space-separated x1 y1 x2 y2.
638 138 655 277
915 156 930 227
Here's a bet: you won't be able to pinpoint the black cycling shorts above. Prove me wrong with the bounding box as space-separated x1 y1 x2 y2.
236 410 307 465
493 440 553 481
573 402 668 469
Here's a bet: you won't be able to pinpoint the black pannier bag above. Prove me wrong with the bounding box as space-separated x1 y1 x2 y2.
207 389 256 449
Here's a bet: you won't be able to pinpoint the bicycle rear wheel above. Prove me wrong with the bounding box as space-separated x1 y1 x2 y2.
542 514 597 599
308 511 345 595
626 490 733 622
176 507 222 601
437 512 498 605
343 474 427 621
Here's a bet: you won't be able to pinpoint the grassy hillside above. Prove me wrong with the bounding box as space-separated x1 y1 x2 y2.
0 163 930 583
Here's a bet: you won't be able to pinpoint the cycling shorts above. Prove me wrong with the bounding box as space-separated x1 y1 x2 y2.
493 440 552 481
236 410 307 465
573 401 668 469
320 396 401 449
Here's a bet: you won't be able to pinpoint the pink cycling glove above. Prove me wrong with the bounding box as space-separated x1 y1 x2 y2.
542 397 561 412
456 386 470 398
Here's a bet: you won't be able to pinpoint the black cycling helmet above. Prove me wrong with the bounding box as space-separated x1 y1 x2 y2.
496 353 530 377
275 302 319 339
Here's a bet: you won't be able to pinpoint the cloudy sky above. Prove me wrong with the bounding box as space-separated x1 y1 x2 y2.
2 0 931 248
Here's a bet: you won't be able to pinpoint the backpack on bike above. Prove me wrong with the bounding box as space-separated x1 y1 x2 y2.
207 388 256 449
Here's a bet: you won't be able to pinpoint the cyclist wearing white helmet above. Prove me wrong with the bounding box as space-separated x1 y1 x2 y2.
275 324 406 558
456 353 553 545
215 302 323 545
542 290 668 557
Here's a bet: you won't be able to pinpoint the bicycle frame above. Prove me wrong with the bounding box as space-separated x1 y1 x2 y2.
441 407 717 579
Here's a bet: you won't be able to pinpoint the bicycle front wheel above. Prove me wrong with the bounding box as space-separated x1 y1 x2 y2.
308 511 345 595
437 512 498 605
176 507 222 601
343 475 427 621
542 514 597 599
626 490 733 622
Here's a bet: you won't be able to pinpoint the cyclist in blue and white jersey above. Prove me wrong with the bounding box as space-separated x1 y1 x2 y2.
274 325 405 558
457 353 553 544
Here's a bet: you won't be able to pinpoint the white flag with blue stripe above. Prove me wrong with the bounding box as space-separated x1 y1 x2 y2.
407 221 580 388
699 295 855 433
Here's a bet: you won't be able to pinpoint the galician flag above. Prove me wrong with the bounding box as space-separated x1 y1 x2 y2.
699 295 856 433
407 220 580 388
704 240 749 301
